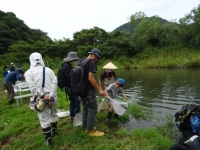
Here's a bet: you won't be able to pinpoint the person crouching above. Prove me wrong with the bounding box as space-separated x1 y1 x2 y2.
104 78 128 124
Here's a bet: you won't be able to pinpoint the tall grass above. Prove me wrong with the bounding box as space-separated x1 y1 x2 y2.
130 48 200 68
1 47 199 73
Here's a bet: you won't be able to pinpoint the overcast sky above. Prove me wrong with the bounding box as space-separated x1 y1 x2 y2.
0 0 199 40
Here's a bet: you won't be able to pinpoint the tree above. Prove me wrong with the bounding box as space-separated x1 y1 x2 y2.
129 11 147 26
179 4 200 48
73 27 109 57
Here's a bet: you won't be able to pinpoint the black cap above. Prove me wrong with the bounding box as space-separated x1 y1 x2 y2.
88 48 102 59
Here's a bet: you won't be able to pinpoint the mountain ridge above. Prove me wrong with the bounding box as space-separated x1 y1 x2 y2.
113 16 169 34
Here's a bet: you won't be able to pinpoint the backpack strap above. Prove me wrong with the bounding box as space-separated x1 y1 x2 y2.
33 67 45 103
78 58 90 67
60 62 68 77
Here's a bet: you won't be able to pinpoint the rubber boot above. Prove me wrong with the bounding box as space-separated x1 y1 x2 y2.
51 122 57 138
105 111 113 124
43 126 53 147
89 129 104 137
8 100 13 105
113 114 119 120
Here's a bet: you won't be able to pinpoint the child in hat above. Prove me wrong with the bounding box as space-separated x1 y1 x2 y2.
104 78 128 124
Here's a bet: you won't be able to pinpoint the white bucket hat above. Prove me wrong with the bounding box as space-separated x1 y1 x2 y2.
102 62 118 69
64 51 79 62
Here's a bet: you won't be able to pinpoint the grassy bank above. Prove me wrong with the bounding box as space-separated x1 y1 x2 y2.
1 48 200 71
122 48 200 69
0 83 177 150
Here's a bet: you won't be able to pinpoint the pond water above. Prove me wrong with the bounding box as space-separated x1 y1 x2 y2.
103 68 200 132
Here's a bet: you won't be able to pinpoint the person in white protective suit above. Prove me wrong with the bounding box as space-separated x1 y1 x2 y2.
24 52 58 147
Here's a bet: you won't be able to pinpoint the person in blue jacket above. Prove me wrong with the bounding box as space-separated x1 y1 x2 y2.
9 62 15 72
3 66 9 77
3 70 25 105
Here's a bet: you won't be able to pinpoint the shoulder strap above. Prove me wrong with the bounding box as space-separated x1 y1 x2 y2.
62 62 68 75
42 67 45 88
78 58 90 67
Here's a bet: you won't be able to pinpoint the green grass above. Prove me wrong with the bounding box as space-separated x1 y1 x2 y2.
0 84 176 150
130 48 200 69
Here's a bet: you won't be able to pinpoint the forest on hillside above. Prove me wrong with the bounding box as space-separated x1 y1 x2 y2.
0 4 199 67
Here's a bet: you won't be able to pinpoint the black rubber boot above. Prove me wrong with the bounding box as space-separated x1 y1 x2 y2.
8 100 13 105
51 122 57 138
114 114 119 120
105 111 113 124
43 126 53 147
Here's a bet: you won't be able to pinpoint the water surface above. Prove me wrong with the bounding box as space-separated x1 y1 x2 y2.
109 68 200 131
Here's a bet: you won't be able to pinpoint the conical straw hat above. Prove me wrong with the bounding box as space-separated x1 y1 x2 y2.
102 62 118 69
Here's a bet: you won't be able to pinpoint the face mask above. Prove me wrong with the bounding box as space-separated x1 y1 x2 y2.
106 69 111 73
70 61 76 65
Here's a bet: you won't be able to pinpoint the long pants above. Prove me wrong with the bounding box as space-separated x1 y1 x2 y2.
38 98 59 128
81 89 97 131
65 87 80 118
3 82 14 102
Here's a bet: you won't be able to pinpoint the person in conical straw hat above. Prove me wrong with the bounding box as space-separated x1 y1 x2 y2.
100 62 117 89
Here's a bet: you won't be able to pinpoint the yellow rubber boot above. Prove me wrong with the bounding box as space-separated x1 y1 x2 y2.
85 127 96 133
89 130 104 137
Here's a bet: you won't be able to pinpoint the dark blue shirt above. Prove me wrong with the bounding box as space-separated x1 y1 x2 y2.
3 70 8 77
10 66 15 72
3 71 24 84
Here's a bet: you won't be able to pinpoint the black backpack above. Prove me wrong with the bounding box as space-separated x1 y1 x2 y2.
57 63 67 89
175 104 199 131
69 59 90 97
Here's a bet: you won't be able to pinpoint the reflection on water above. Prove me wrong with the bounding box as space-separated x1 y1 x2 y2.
115 68 200 114
111 68 200 131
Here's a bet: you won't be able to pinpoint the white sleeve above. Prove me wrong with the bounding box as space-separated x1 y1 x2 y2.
24 69 41 96
48 68 57 97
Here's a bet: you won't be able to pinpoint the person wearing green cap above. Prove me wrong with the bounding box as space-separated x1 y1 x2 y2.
104 78 128 124
80 48 106 137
